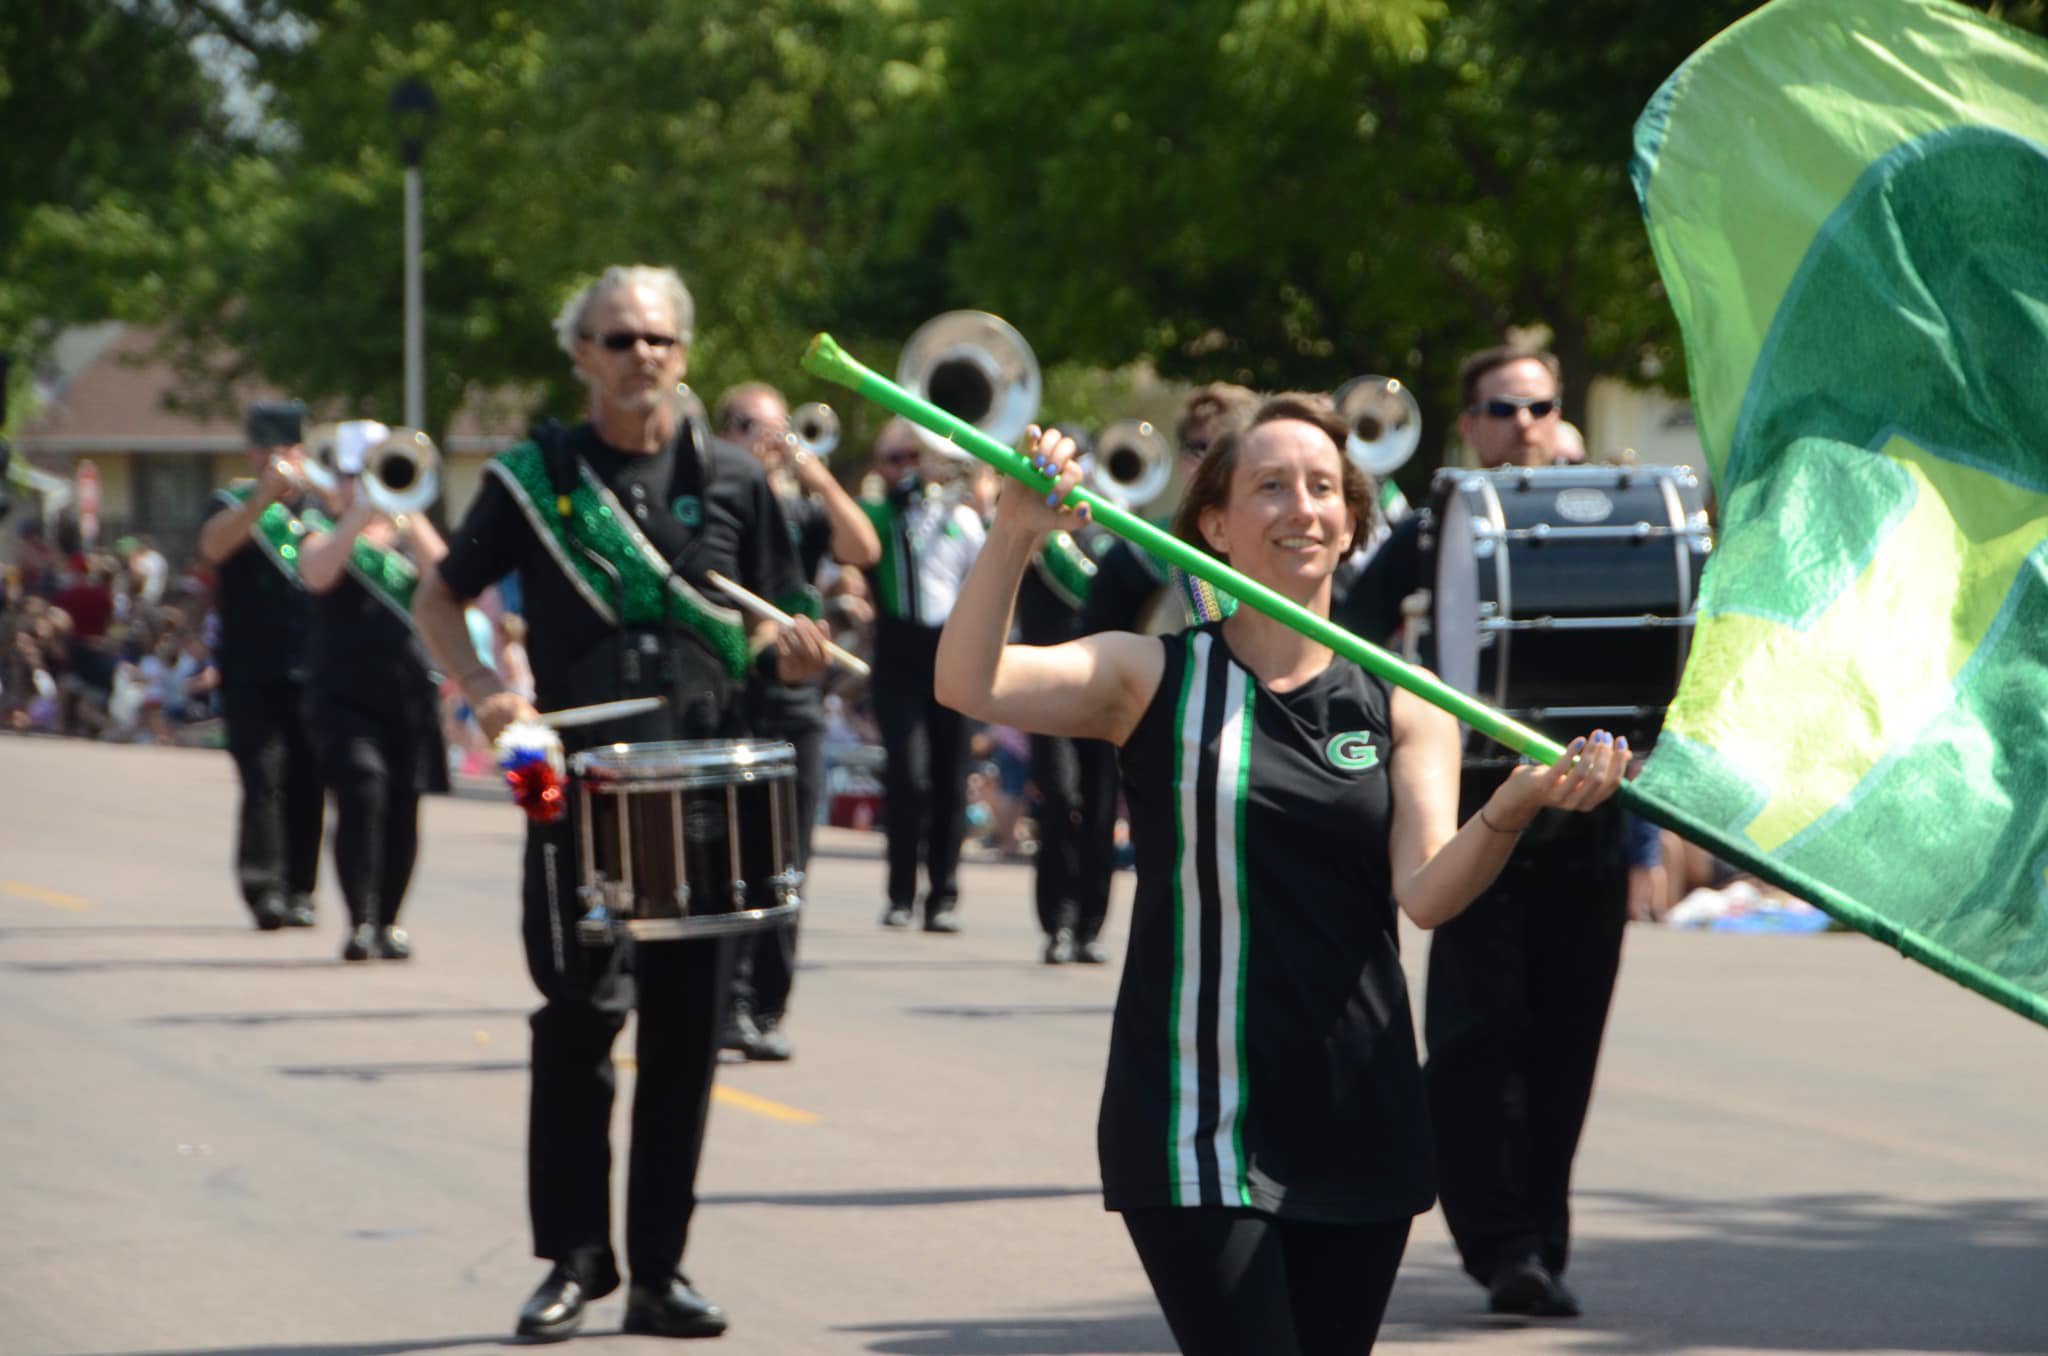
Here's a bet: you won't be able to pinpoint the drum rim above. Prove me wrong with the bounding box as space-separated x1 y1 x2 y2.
570 737 796 781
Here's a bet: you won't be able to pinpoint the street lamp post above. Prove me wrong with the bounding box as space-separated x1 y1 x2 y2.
389 77 439 433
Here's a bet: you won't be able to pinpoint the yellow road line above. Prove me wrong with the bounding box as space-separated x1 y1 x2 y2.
0 880 92 912
614 1055 819 1124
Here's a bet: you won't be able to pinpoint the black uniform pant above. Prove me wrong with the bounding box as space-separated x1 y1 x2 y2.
222 680 324 909
873 629 970 913
1029 732 1118 942
521 818 731 1286
1423 856 1628 1284
732 719 821 1020
1122 1207 1411 1356
319 726 422 929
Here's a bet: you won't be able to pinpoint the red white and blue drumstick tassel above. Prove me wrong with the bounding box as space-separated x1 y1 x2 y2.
496 720 568 824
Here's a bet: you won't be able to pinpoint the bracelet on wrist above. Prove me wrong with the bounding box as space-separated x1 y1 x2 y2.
1477 804 1527 835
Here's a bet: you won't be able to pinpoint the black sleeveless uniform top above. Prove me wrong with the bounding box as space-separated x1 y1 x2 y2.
1099 624 1435 1223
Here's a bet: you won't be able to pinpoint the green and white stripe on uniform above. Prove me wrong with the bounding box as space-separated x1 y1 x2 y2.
1167 630 1256 1207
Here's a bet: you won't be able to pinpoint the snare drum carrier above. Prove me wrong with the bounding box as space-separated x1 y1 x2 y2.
509 419 804 948
1423 464 1712 764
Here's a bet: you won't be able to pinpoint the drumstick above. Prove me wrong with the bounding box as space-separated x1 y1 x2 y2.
705 570 872 677
537 696 668 730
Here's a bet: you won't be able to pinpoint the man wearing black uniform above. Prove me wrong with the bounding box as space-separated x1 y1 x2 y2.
713 382 879 1060
196 401 325 931
1336 345 1626 1318
414 265 828 1343
296 426 449 963
860 419 987 933
1016 425 1117 965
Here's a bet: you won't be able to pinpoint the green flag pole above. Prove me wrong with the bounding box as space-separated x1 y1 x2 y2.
802 331 2048 1030
803 333 1565 762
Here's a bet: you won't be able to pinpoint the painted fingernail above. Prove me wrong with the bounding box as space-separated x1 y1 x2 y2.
1078 504 1092 522
1594 731 1613 746
1568 738 1587 752
1045 491 1062 507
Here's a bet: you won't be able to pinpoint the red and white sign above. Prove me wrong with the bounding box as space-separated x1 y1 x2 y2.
76 459 100 547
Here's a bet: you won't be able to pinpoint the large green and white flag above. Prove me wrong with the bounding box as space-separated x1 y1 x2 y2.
1629 0 2048 1024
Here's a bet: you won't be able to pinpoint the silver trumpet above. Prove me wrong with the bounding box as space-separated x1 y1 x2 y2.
896 310 1042 492
1088 418 1174 510
1333 375 1422 478
789 402 840 458
298 419 441 516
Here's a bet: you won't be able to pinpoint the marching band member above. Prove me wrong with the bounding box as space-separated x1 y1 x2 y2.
934 396 1625 1355
714 381 880 1060
413 265 826 1342
1015 423 1116 965
860 417 987 933
294 422 448 962
195 401 325 931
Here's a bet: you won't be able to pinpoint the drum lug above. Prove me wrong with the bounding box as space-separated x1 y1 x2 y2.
774 868 806 907
728 880 749 909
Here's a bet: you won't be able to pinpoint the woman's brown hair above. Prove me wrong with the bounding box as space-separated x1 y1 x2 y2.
1171 393 1378 562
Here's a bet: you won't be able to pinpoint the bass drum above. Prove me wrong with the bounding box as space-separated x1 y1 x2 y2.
1428 464 1712 763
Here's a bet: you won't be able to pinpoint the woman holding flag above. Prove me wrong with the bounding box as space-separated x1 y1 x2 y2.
934 394 1627 1354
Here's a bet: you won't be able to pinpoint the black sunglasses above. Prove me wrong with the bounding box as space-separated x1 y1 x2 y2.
1472 396 1559 420
878 447 920 465
585 330 681 352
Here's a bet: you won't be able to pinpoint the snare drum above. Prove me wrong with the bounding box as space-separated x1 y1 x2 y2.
1427 464 1712 759
569 739 802 944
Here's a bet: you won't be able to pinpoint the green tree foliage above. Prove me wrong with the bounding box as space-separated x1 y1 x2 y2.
8 0 2041 465
0 1 253 420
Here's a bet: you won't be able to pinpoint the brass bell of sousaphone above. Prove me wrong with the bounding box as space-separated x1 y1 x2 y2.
896 311 1043 481
1088 418 1174 510
1333 375 1422 478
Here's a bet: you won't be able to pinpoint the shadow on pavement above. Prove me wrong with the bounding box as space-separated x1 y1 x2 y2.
143 1007 528 1027
905 1004 1114 1020
0 923 250 938
703 1184 1099 1209
842 1312 1174 1355
1382 1189 2048 1353
77 1341 516 1356
7 957 345 973
277 1060 525 1082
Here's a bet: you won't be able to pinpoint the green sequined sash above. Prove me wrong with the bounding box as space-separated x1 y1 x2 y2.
1032 530 1098 611
297 506 420 624
220 481 310 587
487 443 750 679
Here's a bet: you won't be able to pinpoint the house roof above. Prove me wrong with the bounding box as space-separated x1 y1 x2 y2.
17 325 530 456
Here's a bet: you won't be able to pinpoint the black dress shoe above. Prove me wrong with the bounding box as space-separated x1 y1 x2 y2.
922 908 962 934
376 925 411 960
341 923 377 962
515 1261 618 1341
880 904 913 928
283 893 317 927
249 895 289 931
1043 929 1077 964
622 1274 729 1339
1539 1271 1582 1318
1486 1254 1555 1315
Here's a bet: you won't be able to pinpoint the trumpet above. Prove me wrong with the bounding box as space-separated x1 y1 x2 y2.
1088 418 1174 510
896 310 1042 488
788 402 840 458
1333 375 1421 477
300 419 441 516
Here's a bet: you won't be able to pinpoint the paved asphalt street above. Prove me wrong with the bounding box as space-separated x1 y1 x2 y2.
3 737 2046 1356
